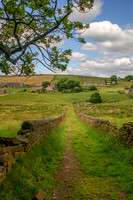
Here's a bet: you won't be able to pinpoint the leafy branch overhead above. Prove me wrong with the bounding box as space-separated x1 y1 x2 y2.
0 0 94 75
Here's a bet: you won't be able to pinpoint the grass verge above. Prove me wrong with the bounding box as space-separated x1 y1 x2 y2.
70 108 133 200
0 120 67 200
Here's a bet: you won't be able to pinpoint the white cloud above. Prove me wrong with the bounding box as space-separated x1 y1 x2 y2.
81 42 98 51
81 21 122 41
80 21 133 56
69 0 103 23
70 52 88 61
59 56 133 78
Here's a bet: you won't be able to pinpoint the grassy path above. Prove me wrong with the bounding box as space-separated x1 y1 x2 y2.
48 107 131 200
0 106 132 200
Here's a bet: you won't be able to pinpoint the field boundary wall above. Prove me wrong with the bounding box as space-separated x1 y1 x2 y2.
0 110 66 182
76 110 133 147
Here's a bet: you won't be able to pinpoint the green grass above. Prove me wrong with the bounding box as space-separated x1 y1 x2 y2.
53 75 109 84
0 104 63 137
0 120 67 200
0 107 133 199
69 108 133 199
53 75 132 87
77 97 133 127
0 91 132 137
5 88 31 93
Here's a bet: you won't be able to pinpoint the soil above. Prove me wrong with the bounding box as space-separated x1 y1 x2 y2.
49 110 128 200
52 127 83 200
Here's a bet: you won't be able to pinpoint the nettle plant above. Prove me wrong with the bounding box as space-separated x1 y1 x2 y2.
0 0 94 76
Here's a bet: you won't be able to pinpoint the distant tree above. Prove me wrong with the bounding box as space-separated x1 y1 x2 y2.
125 75 133 82
73 87 82 92
0 0 94 76
88 85 97 91
56 78 68 91
110 75 117 84
42 81 50 88
105 78 107 85
56 78 81 92
67 80 80 90
89 92 102 103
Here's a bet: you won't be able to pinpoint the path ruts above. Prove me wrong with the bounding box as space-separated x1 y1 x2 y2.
52 125 83 200
50 107 128 200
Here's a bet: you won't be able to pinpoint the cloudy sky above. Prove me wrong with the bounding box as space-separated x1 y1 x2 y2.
38 0 133 78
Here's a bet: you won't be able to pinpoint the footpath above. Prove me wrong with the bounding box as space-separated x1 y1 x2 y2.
49 107 128 200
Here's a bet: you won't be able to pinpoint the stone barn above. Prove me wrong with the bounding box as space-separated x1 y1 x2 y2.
7 82 22 88
0 90 6 94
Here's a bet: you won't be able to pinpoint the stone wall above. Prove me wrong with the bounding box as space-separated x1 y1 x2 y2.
7 82 22 88
83 81 106 87
77 112 118 135
0 111 66 182
77 111 133 147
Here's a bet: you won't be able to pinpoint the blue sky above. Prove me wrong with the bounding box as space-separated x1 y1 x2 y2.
36 0 133 78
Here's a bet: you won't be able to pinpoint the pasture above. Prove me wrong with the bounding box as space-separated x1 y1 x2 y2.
0 75 133 200
53 74 132 86
0 85 132 137
0 74 54 86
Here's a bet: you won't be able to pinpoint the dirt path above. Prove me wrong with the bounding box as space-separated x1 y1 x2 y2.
49 107 128 200
52 125 83 199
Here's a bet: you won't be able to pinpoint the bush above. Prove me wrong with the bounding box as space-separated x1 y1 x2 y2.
89 92 103 103
42 81 50 88
88 85 97 91
73 87 82 93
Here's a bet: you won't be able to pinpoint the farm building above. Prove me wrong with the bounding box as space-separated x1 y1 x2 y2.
0 90 6 94
129 88 133 95
125 87 133 95
7 82 22 88
45 83 57 93
83 81 106 87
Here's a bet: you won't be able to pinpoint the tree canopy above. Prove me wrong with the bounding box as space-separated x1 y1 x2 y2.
125 75 133 82
0 0 94 76
42 81 50 88
89 92 102 103
56 78 82 92
110 75 117 84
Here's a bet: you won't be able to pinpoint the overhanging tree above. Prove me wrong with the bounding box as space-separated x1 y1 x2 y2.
0 0 94 76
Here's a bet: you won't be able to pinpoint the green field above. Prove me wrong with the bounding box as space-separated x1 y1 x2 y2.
0 107 132 200
0 75 133 200
0 84 132 138
52 75 132 87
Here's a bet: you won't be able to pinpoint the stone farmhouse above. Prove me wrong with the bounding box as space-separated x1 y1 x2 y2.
7 82 22 88
0 90 6 94
45 83 57 93
125 87 133 95
83 81 106 87
30 83 57 93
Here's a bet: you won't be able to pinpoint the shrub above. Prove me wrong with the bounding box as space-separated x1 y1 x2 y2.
42 81 50 88
73 87 82 93
89 92 103 103
88 85 97 91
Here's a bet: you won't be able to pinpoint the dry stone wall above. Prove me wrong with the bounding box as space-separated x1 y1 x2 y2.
77 111 133 147
77 112 118 135
0 111 66 182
